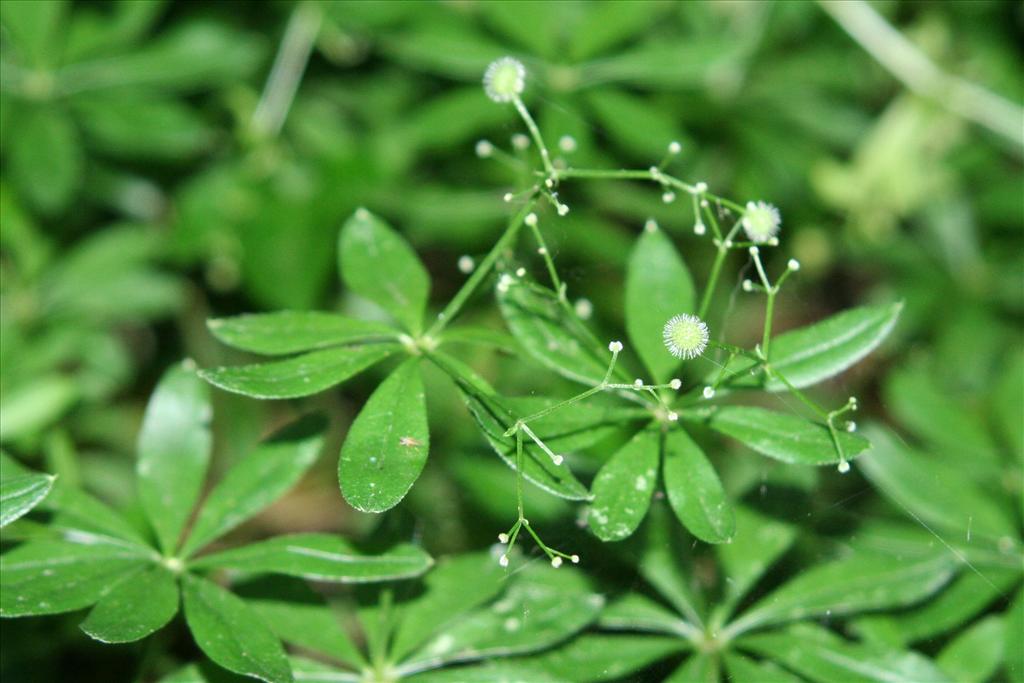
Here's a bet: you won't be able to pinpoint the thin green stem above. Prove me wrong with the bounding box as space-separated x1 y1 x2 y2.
513 96 555 176
699 247 728 319
528 221 563 295
250 2 321 139
427 200 537 337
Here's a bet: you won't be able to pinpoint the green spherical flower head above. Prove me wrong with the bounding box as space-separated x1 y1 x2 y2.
663 314 709 360
484 57 526 103
741 201 782 243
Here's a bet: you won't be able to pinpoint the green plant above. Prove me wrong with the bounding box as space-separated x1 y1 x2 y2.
200 57 898 567
1 363 431 682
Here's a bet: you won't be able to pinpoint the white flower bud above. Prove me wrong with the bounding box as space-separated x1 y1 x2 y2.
608 341 623 353
558 135 577 153
525 212 538 226
458 255 475 273
511 133 530 150
551 556 563 568
475 140 494 158
668 141 682 154
837 461 851 474
499 554 509 567
662 191 676 204
669 378 682 390
703 386 715 399
787 258 800 271
694 221 706 236
498 533 509 544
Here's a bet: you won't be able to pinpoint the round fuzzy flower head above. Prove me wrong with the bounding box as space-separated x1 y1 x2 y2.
663 314 709 360
483 57 526 103
742 201 781 244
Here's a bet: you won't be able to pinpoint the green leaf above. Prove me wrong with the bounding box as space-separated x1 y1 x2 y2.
158 662 254 683
854 569 1018 647
666 654 718 683
497 280 615 386
588 427 660 541
724 653 803 683
80 565 179 643
502 396 632 454
885 363 1000 465
715 506 796 615
71 93 214 160
533 634 685 682
405 662 562 683
0 539 151 617
708 406 870 466
937 615 1003 683
638 506 705 626
0 453 55 527
858 424 1016 542
60 21 265 93
191 534 432 583
724 303 903 391
0 0 66 67
1006 587 1024 683
43 484 151 547
7 104 82 215
181 415 325 557
237 577 365 670
404 565 603 668
339 360 429 513
208 312 397 355
339 209 430 334
598 594 693 637
740 623 951 683
0 374 78 442
663 428 734 544
589 91 689 161
459 386 591 501
199 344 397 399
727 551 957 635
182 573 291 683
137 362 212 554
287 658 359 683
624 225 695 381
391 552 505 662
993 350 1024 463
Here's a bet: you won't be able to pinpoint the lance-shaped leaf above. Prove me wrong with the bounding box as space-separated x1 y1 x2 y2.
200 344 398 399
137 362 212 554
858 424 1016 542
723 302 902 391
182 573 292 683
497 279 616 386
404 565 603 668
191 534 432 583
666 654 718 683
43 485 151 547
181 415 325 557
80 565 179 643
533 634 686 683
588 427 660 541
339 360 429 513
0 539 152 617
208 311 397 356
625 224 695 382
0 452 55 527
339 208 430 334
724 653 803 683
1005 587 1023 683
663 428 734 544
236 576 365 670
599 594 695 637
402 661 562 683
391 552 505 662
639 505 706 626
739 623 951 683
460 387 591 501
715 506 796 615
936 615 1003 683
709 406 869 466
726 551 957 636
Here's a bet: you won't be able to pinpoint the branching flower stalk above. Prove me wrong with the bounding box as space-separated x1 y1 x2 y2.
451 57 864 565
